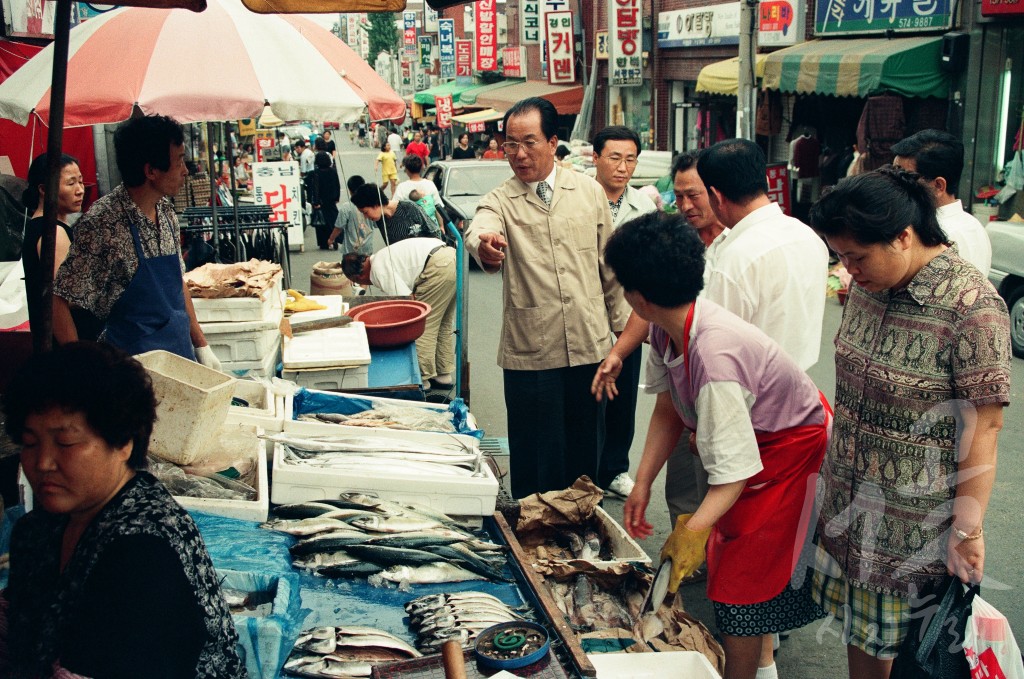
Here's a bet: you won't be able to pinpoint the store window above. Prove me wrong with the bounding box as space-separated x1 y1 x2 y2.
609 84 653 150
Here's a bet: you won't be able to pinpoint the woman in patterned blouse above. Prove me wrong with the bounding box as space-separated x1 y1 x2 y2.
1 342 245 679
808 167 1011 678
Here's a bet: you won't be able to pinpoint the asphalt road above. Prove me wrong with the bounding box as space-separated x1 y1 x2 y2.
292 134 1024 676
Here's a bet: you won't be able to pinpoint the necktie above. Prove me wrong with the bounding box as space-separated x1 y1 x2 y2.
536 181 551 206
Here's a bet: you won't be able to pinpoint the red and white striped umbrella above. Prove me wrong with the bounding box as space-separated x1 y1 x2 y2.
0 0 405 128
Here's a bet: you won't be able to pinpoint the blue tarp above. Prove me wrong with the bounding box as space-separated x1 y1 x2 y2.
291 388 484 439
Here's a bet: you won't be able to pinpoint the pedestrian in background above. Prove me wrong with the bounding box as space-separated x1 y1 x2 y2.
482 139 505 160
310 152 340 250
327 175 374 256
808 168 1011 677
452 133 475 160
375 141 398 197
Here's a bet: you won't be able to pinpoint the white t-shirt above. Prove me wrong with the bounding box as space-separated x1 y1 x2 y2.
936 200 992 277
394 179 445 207
369 237 447 296
387 133 404 155
703 202 828 371
299 148 315 174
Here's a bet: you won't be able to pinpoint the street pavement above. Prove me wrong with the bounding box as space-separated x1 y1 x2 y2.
290 133 1024 676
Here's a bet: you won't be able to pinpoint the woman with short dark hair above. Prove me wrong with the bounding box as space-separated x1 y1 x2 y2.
2 343 245 679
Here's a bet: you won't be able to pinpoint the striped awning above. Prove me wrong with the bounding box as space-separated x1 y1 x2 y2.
452 108 504 124
696 55 768 96
762 37 948 99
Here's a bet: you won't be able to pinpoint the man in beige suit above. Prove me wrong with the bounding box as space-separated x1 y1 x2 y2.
465 97 629 498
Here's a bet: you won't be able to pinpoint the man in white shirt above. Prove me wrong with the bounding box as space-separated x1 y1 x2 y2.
295 139 315 176
341 237 456 391
387 128 404 161
892 129 992 277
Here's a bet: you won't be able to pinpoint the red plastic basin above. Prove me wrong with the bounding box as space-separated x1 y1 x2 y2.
349 300 432 348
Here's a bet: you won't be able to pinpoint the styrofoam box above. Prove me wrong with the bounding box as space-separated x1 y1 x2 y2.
192 275 283 324
225 379 284 432
588 651 720 678
271 442 498 516
283 390 480 444
136 350 236 465
174 423 269 522
201 308 283 363
286 294 347 329
281 363 369 391
588 505 651 567
221 339 281 378
282 322 371 370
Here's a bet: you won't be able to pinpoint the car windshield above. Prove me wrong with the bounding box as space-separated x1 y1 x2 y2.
446 165 512 197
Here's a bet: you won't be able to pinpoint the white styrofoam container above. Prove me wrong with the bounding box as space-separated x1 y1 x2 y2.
282 322 371 370
270 442 498 516
283 390 480 445
192 275 283 324
136 350 236 465
201 309 283 364
588 506 652 567
588 651 720 678
285 294 347 329
281 363 369 391
174 423 269 522
225 379 284 432
221 340 280 378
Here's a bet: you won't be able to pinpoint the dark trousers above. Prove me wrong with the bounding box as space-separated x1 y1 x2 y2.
316 204 339 249
598 345 642 486
503 364 606 499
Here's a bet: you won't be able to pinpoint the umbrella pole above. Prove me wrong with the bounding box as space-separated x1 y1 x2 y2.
33 0 72 354
206 122 220 263
226 124 242 261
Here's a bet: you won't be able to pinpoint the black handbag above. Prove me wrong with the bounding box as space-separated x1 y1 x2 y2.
310 207 326 229
891 577 979 679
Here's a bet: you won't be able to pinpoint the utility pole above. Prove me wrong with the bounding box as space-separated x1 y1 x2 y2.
736 0 758 140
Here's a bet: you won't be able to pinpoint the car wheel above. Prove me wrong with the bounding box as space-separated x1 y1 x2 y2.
1009 285 1024 358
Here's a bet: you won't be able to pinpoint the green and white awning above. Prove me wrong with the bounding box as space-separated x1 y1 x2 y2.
761 37 948 99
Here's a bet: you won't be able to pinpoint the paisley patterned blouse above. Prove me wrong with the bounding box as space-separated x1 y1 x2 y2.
817 248 1011 596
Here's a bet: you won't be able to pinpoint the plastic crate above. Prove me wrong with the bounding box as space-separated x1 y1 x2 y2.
136 350 236 465
226 379 284 432
270 442 498 516
192 276 282 324
173 423 269 522
201 308 283 363
281 363 368 391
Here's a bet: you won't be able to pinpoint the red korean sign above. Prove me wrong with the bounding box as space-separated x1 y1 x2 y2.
404 27 417 58
435 95 454 129
475 0 498 71
766 163 790 215
545 10 575 85
456 40 474 77
982 0 1024 15
610 0 642 86
502 46 526 78
467 122 486 133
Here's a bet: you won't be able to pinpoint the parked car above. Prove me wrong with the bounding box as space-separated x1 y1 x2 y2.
986 220 1024 357
424 160 514 233
277 124 314 146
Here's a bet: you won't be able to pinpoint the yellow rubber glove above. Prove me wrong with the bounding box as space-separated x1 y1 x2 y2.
284 289 327 314
660 513 712 594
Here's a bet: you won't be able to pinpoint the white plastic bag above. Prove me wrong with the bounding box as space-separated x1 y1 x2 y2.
964 595 1024 679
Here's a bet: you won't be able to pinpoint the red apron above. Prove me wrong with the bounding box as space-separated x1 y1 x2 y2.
682 304 831 606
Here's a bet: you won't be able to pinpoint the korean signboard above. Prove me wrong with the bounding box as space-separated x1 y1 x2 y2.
456 40 474 78
610 0 643 86
419 36 433 68
815 0 953 34
403 11 418 59
521 0 542 43
475 0 498 71
983 0 1024 14
595 30 609 60
424 5 439 32
8 0 57 38
253 162 303 250
658 4 740 48
439 19 456 79
401 60 413 87
766 163 790 215
759 0 804 46
468 122 487 133
545 11 576 85
502 46 527 78
435 95 454 129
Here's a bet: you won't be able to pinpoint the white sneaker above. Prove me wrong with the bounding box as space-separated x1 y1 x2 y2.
606 472 635 498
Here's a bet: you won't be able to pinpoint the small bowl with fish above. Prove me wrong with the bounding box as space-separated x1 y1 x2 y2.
348 300 432 348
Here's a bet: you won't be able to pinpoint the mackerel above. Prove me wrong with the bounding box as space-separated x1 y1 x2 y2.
376 562 485 585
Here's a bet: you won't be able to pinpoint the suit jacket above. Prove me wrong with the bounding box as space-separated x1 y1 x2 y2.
466 166 629 370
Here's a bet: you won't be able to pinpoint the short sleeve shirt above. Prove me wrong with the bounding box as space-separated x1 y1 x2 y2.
375 200 442 244
54 184 183 321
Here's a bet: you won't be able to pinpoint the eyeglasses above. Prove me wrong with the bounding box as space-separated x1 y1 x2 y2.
502 139 543 154
600 154 639 168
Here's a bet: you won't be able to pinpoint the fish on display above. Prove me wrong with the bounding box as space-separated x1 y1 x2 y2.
546 574 636 633
372 562 486 586
284 625 421 678
404 591 526 653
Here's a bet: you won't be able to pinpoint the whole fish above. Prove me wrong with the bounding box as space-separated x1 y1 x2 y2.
349 514 445 534
289 532 370 557
344 544 452 567
293 551 361 571
300 627 337 655
581 529 602 560
332 633 421 658
267 432 470 455
261 516 362 536
365 533 467 551
375 562 485 585
273 502 354 519
317 562 382 579
417 544 509 581
318 658 373 677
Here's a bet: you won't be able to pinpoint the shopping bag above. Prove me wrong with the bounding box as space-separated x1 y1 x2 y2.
964 595 1024 679
891 577 978 679
310 208 326 229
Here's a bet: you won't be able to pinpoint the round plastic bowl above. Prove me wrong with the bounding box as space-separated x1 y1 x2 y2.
348 300 432 348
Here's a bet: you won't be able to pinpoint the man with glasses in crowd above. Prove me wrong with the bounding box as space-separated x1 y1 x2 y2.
589 126 657 499
465 97 629 499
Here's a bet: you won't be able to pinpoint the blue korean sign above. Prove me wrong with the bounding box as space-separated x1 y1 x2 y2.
815 0 953 34
439 18 456 79
403 11 417 30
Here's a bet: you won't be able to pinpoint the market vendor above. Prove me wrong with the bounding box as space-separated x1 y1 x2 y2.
0 342 245 678
342 237 456 391
50 115 219 368
603 212 829 679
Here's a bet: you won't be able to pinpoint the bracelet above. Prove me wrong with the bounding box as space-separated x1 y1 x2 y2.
953 525 983 541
